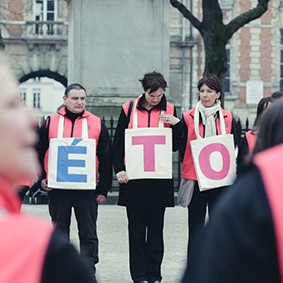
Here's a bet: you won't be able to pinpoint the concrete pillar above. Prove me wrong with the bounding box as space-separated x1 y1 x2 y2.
68 0 170 118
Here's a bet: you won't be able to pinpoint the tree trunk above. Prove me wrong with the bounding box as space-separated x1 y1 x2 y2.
170 0 271 103
202 31 228 80
202 27 229 106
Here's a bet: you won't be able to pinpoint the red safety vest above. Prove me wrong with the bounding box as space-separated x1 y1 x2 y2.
44 107 101 179
0 178 53 283
18 178 32 187
122 98 175 128
254 144 283 282
245 130 257 152
182 107 233 180
0 214 53 283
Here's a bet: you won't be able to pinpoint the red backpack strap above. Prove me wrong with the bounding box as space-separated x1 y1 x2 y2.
127 100 133 119
254 144 283 281
122 100 133 120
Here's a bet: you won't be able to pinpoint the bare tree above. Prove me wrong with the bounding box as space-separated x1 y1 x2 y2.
170 0 270 89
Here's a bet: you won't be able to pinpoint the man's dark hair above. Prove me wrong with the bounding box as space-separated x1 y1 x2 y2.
139 71 167 93
64 83 86 97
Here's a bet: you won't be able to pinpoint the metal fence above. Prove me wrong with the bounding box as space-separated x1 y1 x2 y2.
27 116 252 204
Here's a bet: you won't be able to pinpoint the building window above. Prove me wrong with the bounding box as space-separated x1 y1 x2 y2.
33 89 41 108
34 0 56 35
280 29 283 91
224 42 231 94
20 90 26 103
219 0 235 10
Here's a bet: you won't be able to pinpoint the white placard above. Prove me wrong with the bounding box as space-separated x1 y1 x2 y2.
190 134 236 191
125 128 172 180
246 80 263 105
48 138 96 190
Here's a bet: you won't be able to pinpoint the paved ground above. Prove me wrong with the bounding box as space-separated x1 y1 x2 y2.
22 203 188 283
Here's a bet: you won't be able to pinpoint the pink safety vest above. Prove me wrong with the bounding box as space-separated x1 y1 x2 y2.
0 178 53 283
245 130 257 152
44 107 101 178
182 107 233 180
18 178 32 187
122 98 175 129
0 214 53 283
254 144 283 282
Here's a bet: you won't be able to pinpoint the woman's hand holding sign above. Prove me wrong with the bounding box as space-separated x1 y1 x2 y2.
116 170 129 184
160 113 180 125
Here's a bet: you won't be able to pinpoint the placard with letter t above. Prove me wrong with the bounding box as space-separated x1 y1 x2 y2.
125 128 172 180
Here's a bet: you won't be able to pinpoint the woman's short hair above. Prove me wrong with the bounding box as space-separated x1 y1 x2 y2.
197 73 223 100
139 71 167 93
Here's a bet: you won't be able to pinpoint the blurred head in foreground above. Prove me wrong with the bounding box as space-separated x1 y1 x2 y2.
0 52 39 185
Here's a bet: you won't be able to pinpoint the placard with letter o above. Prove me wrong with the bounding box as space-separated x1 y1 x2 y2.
125 128 172 180
190 134 236 191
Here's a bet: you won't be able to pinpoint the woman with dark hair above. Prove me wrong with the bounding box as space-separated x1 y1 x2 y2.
179 73 240 257
113 71 181 283
271 90 283 100
237 96 273 174
252 99 283 155
181 98 283 283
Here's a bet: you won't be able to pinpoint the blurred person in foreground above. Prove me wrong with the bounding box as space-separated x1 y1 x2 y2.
181 99 283 283
0 52 93 283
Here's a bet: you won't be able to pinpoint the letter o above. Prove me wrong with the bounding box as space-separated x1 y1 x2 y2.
198 143 230 180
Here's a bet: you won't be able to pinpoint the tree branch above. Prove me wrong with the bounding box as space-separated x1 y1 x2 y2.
170 0 202 31
225 0 270 38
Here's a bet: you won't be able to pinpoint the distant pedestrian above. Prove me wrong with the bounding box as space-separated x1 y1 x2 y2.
237 96 272 174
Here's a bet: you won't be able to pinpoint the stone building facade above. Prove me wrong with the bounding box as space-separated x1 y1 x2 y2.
170 0 283 125
223 0 282 124
1 0 282 125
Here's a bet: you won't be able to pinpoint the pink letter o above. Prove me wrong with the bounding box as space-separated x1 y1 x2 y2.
198 143 230 180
